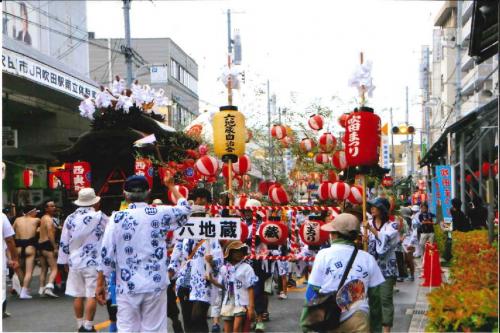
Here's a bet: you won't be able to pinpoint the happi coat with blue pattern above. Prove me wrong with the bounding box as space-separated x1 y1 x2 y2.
99 200 191 295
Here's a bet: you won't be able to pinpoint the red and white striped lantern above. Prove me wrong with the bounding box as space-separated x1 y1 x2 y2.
234 194 248 208
168 185 189 204
195 155 219 177
299 219 329 246
299 138 316 153
318 132 337 153
232 155 251 175
347 185 363 205
315 153 330 165
259 221 288 246
330 181 351 200
268 184 289 204
332 151 348 170
258 180 275 195
317 181 332 201
271 125 287 139
308 114 324 131
280 136 293 148
23 169 34 188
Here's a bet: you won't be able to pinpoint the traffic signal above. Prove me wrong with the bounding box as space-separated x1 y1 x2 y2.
392 125 415 135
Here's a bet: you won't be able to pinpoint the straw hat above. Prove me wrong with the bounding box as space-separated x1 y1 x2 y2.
73 188 101 207
223 240 248 258
321 213 360 235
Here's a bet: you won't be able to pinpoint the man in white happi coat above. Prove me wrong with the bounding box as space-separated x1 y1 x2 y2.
95 174 192 332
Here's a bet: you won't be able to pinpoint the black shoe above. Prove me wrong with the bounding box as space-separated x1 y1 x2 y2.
78 326 96 332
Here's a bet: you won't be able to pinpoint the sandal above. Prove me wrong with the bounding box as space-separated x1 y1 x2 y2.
262 312 270 322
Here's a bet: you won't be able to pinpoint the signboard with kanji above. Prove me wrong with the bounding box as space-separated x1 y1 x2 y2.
435 165 452 223
174 217 242 240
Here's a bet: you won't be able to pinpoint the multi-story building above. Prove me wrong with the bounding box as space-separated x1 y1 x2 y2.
2 1 98 207
88 36 199 129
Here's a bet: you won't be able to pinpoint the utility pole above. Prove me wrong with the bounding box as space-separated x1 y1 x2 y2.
123 0 133 87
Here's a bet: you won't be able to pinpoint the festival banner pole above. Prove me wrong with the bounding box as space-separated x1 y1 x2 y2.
359 51 369 251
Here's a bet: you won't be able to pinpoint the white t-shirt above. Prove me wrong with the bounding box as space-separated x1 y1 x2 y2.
2 213 15 272
308 243 385 322
218 261 258 307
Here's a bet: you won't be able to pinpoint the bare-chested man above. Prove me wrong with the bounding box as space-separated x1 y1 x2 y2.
38 200 59 298
12 206 40 299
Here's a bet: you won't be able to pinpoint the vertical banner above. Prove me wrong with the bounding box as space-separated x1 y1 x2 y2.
429 178 437 215
435 165 452 223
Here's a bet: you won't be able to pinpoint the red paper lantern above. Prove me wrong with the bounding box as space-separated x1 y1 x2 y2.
23 169 34 188
344 110 381 166
465 174 473 184
318 132 337 153
258 180 274 195
482 162 490 177
240 221 249 242
168 185 189 204
195 155 219 177
232 155 251 175
234 194 248 208
327 170 338 183
308 114 324 131
317 181 332 201
330 181 350 200
259 221 288 246
338 113 349 128
221 164 231 179
474 170 480 179
347 185 363 204
299 138 316 153
280 136 293 148
271 125 287 139
314 153 330 165
268 184 289 204
382 176 393 187
332 151 348 170
299 219 329 246
73 161 92 193
48 172 61 190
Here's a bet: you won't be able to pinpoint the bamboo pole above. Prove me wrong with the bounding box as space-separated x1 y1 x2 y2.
359 51 368 251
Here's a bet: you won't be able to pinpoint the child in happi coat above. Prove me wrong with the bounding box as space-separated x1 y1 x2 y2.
208 240 257 333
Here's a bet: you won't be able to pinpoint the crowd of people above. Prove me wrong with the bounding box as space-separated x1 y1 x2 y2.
2 173 491 333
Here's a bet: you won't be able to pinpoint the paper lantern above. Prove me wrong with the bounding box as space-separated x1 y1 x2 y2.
338 113 349 128
327 170 338 183
315 153 330 165
347 185 363 204
73 161 92 193
240 221 249 242
195 155 219 177
48 172 62 190
299 219 329 246
344 108 381 166
268 184 289 204
258 180 274 195
280 136 293 148
234 194 248 208
221 163 231 179
465 174 473 184
259 221 288 245
474 170 480 179
318 132 337 153
382 176 393 187
299 138 316 153
168 185 189 204
332 151 348 170
271 124 287 140
330 181 350 200
317 181 332 201
23 169 34 188
308 114 324 130
213 105 246 163
232 155 251 175
198 145 208 156
482 162 490 177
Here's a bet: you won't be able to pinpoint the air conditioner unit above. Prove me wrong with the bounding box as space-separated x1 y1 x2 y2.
2 127 18 148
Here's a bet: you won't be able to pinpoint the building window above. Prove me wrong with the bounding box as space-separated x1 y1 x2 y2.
170 58 198 94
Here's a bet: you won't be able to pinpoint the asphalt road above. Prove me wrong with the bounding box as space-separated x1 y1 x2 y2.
2 272 420 332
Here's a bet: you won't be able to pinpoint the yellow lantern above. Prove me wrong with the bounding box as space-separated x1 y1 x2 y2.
213 105 246 162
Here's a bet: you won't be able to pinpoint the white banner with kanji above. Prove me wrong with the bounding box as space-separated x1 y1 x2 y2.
174 217 242 240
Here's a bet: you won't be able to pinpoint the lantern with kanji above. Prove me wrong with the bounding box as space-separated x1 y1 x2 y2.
330 181 351 201
382 176 393 187
317 181 332 201
168 185 189 204
23 169 34 188
318 132 337 153
299 219 329 246
332 151 348 170
73 161 92 193
315 153 330 165
271 124 287 140
258 180 274 195
259 221 288 246
347 185 363 205
299 138 316 153
232 155 251 175
195 155 219 177
268 184 289 204
308 114 324 131
344 108 381 166
213 105 246 162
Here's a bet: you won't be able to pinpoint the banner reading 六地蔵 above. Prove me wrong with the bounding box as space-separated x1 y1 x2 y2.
174 217 242 240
